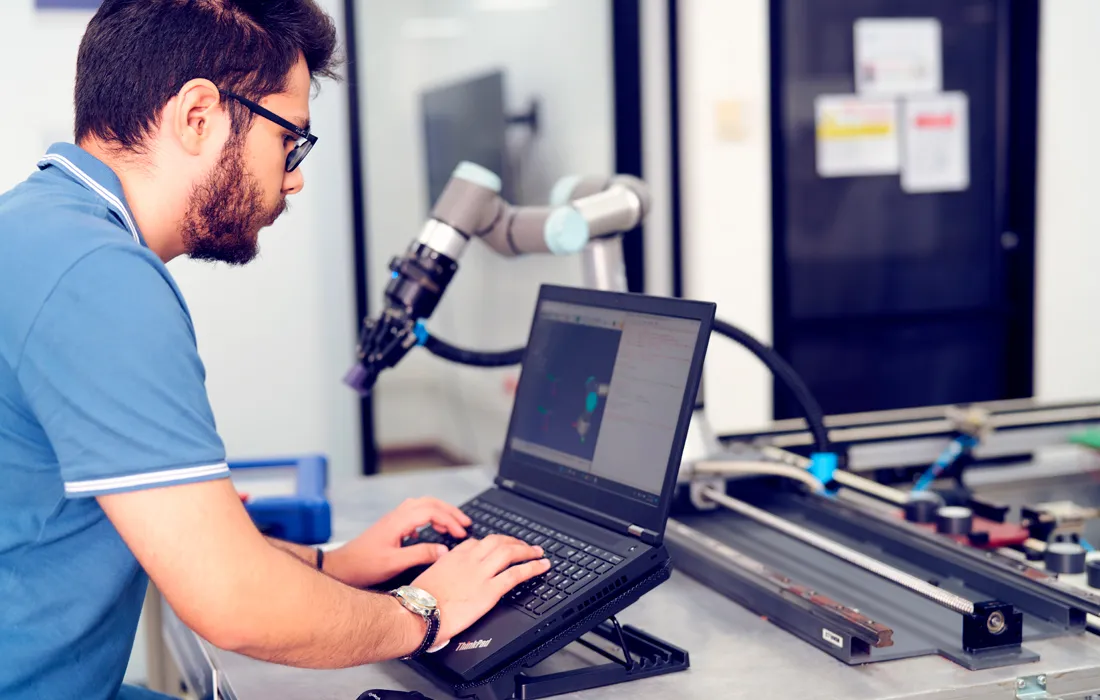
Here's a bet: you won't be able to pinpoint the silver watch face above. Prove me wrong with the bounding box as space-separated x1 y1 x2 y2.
399 586 437 610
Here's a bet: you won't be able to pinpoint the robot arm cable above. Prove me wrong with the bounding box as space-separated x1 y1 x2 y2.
345 158 832 467
712 319 832 456
418 317 833 465
421 334 524 368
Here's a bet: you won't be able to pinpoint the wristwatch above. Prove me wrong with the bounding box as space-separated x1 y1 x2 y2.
390 585 440 659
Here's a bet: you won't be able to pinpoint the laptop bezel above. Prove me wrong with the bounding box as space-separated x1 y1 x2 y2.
494 284 715 541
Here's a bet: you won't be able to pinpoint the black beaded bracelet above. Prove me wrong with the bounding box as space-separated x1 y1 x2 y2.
315 547 324 571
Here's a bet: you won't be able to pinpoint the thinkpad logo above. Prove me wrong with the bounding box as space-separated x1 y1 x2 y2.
455 638 493 651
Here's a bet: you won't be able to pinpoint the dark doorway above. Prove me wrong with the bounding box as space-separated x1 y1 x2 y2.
769 0 1039 419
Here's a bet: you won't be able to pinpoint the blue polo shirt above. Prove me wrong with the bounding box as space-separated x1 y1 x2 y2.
0 144 229 699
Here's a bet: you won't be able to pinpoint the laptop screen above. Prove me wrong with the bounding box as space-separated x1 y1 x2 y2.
498 285 713 536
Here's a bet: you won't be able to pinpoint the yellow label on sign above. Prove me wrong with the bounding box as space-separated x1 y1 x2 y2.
817 117 895 140
814 95 900 177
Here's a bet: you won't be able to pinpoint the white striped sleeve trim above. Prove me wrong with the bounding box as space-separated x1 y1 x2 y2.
64 462 230 495
37 153 141 244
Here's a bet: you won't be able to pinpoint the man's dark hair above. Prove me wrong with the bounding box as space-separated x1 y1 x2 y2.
74 0 340 150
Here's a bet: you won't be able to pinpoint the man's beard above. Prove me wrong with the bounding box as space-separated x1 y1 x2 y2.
182 138 286 265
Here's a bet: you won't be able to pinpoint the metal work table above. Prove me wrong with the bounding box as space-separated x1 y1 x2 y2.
165 466 1100 700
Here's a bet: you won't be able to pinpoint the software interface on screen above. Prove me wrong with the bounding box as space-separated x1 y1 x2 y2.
508 300 701 506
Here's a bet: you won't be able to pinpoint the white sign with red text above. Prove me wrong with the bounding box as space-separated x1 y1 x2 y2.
902 92 969 193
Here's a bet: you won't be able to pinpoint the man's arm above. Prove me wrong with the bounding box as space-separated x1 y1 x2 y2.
265 537 318 567
100 477 548 667
100 478 426 667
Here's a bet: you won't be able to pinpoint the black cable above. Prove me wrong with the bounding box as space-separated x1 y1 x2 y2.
422 335 525 368
421 319 831 455
712 319 832 455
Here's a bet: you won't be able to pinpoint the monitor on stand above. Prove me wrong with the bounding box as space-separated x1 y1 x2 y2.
421 69 512 207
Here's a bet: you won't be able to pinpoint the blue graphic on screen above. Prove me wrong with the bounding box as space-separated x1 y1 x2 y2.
513 320 621 461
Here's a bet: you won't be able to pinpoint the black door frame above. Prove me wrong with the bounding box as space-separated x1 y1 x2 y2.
344 1 663 474
767 0 1040 419
611 0 646 294
667 0 685 299
998 0 1040 399
341 0 378 475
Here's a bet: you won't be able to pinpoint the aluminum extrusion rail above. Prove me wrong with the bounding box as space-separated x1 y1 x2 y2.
701 487 976 615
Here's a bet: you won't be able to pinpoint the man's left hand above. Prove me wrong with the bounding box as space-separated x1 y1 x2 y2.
323 497 472 588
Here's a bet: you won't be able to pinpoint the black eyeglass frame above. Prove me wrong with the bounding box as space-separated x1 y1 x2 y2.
220 89 317 172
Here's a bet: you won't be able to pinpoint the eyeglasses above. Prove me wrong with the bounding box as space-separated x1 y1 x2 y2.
220 89 317 172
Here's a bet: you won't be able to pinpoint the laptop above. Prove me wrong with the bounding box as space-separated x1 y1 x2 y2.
402 283 715 682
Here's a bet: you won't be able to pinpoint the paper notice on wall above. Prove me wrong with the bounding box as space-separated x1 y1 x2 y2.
814 95 899 178
901 92 969 193
854 18 942 96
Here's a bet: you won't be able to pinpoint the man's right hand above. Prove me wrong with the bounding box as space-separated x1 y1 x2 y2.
411 535 551 646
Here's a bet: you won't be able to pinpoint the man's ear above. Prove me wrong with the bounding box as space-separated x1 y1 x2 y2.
171 79 224 156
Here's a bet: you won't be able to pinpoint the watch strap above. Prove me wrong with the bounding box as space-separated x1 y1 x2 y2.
406 608 440 659
392 589 440 660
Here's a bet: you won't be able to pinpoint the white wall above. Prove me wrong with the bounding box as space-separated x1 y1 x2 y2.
1 3 90 192
0 0 362 479
358 0 616 463
678 0 773 433
1035 0 1100 403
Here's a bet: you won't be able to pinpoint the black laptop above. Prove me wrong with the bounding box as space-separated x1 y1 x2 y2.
404 283 715 682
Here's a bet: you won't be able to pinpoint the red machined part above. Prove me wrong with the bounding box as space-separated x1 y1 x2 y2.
904 516 1030 549
711 539 895 648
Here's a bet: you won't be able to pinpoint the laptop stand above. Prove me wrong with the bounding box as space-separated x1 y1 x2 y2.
503 616 689 700
408 560 689 700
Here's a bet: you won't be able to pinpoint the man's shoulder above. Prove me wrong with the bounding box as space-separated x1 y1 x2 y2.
0 169 135 259
0 176 182 367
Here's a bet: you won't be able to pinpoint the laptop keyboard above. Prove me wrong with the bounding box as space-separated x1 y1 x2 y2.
407 498 624 617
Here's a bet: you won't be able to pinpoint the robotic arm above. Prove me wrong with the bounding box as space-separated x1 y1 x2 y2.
344 161 651 395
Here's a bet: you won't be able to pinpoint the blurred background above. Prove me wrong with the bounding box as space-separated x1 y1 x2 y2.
8 0 1100 498
4 0 1099 683
9 0 1097 476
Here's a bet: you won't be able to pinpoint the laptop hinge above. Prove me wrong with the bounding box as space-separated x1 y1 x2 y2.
497 477 655 540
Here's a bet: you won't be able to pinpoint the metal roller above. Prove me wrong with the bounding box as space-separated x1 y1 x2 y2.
936 506 973 535
1045 542 1087 575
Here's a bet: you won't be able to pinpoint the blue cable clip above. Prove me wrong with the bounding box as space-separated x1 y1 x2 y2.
413 321 429 346
809 452 839 488
231 454 332 545
913 434 979 492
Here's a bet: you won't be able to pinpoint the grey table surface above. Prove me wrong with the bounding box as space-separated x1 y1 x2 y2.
182 466 1100 700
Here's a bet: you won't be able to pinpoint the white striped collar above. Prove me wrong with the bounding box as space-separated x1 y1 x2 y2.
37 145 143 246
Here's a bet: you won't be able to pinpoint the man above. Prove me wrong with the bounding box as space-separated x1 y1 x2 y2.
0 2 549 698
